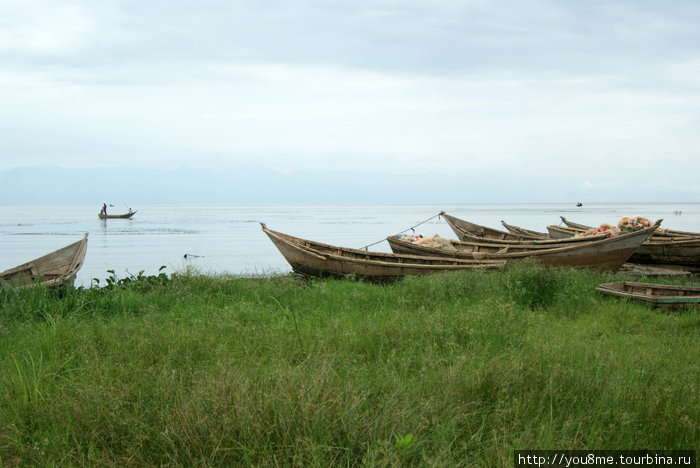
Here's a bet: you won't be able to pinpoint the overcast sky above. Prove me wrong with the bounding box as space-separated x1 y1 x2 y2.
1 0 699 200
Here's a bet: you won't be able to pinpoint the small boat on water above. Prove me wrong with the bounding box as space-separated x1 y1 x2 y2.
0 234 89 288
261 223 506 280
388 220 662 272
596 281 700 309
99 210 136 219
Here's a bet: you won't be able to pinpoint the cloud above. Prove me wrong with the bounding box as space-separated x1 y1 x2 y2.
1 60 698 180
0 0 698 202
0 1 98 55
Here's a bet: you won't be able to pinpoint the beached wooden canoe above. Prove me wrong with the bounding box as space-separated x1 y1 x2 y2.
556 217 700 267
388 220 661 272
0 234 89 288
99 210 137 219
558 217 593 231
441 212 540 241
441 212 609 244
595 281 700 309
500 221 549 239
547 224 584 239
560 216 699 238
443 212 699 267
627 236 700 268
261 224 506 280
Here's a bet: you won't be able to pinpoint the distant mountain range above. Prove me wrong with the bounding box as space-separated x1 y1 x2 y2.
0 165 694 205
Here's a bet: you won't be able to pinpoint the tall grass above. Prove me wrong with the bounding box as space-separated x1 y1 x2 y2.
0 263 697 466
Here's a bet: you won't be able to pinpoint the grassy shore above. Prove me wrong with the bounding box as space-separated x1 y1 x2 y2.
1 261 698 466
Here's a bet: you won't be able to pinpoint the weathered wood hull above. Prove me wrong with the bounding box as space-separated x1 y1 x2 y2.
262 224 505 280
388 223 659 272
547 225 581 239
99 211 137 219
500 221 549 239
596 281 700 309
441 212 538 241
556 217 700 266
0 234 89 288
560 216 699 238
558 217 593 231
443 213 607 245
628 238 700 267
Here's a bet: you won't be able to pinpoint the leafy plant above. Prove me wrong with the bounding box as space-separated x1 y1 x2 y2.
91 266 169 291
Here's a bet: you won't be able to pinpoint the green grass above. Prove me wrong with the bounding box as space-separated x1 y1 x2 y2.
0 262 698 466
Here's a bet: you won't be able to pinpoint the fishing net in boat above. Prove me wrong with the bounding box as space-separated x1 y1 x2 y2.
398 233 456 251
575 223 620 238
416 234 455 251
618 215 664 233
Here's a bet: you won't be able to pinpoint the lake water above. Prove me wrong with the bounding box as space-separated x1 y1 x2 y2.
1 203 698 287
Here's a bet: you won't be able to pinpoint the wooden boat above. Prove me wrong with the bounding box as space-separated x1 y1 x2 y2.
500 221 549 239
0 234 89 288
441 212 539 241
595 281 700 309
261 224 506 280
99 210 137 219
547 224 583 239
388 220 661 272
441 212 608 244
628 236 700 268
557 217 700 267
559 217 593 231
560 216 699 238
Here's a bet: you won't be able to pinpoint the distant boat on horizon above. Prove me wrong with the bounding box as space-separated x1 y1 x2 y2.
576 202 583 207
99 209 137 219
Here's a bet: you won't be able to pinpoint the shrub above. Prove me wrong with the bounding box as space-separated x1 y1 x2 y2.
504 258 561 310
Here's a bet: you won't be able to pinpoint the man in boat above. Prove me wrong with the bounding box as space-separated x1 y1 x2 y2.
101 203 107 215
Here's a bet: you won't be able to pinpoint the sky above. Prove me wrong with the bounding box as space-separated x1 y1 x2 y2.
1 0 699 203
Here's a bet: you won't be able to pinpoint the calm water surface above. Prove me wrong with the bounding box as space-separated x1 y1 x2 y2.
1 203 698 287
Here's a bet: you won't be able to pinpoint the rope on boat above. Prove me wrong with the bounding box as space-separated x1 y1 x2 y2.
358 212 443 251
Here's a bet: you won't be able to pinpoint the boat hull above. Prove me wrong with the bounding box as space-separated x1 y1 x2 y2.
388 222 660 272
441 212 535 241
99 211 136 219
596 281 700 309
558 217 700 267
1 234 89 288
501 221 549 239
262 224 505 280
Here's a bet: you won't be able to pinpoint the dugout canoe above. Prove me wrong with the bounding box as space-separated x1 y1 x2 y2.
0 234 88 288
595 281 700 309
99 210 137 219
557 217 700 267
261 224 505 280
387 220 661 272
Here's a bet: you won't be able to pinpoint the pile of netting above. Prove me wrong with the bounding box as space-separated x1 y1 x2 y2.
574 215 662 238
398 233 455 251
617 215 660 232
575 223 620 238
